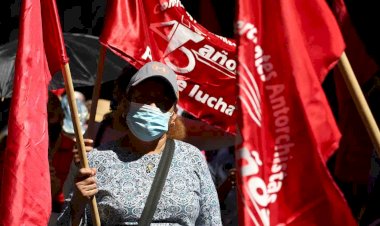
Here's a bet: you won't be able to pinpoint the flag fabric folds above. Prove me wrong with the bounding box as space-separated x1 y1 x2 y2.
235 0 357 225
100 0 237 133
0 0 67 225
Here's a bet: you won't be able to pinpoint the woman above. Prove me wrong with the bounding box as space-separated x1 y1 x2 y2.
57 61 222 225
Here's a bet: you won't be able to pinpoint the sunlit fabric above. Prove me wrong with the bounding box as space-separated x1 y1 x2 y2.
235 0 356 225
0 0 67 225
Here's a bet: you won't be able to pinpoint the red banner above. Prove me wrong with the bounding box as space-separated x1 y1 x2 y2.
100 0 237 133
41 0 69 73
0 0 67 225
235 0 357 225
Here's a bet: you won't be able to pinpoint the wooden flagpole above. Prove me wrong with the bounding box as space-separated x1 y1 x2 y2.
61 63 101 226
86 45 106 139
338 52 380 157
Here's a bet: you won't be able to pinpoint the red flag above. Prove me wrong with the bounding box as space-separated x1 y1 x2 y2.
100 0 237 133
331 0 379 184
0 0 67 225
236 0 357 225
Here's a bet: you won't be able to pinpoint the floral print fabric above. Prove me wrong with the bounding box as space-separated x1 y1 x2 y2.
57 139 222 226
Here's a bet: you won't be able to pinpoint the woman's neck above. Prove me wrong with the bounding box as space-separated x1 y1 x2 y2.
121 132 167 155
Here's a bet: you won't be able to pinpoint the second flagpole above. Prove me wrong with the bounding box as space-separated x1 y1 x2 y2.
338 52 380 157
86 45 106 139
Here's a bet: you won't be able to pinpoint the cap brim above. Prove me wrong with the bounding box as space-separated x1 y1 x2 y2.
130 75 179 100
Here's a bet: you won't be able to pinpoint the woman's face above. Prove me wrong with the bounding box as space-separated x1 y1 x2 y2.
127 78 177 113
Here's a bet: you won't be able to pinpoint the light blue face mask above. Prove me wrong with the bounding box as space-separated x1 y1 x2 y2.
126 102 173 142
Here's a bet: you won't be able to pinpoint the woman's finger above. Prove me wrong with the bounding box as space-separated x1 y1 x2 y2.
82 183 98 191
78 167 96 175
75 168 96 180
82 188 99 198
85 146 93 152
83 139 94 147
77 176 96 185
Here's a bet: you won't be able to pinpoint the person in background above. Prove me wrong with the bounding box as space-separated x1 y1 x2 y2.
57 61 222 225
51 91 89 214
90 65 138 147
207 146 237 226
47 91 65 226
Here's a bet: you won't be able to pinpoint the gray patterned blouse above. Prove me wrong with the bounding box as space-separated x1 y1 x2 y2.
57 139 222 225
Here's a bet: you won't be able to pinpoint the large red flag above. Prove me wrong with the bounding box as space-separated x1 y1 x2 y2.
236 0 357 225
331 0 379 185
100 0 237 133
0 0 68 225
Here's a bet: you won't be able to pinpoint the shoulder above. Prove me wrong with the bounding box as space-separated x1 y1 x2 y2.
87 140 121 162
173 139 207 166
174 139 202 156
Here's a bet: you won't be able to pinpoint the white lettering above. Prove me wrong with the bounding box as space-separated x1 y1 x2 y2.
216 35 236 47
165 47 196 73
198 45 214 59
225 59 237 71
238 148 261 176
225 105 235 116
197 45 237 73
141 46 152 61
266 84 285 99
211 51 228 65
214 97 227 113
154 0 183 14
195 90 209 103
248 177 270 207
236 20 258 44
275 115 289 128
207 97 217 107
188 84 199 97
275 134 290 144
187 85 235 116
177 80 187 92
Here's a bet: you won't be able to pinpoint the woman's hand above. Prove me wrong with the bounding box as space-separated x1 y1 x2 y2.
74 167 98 200
73 139 94 166
70 167 98 224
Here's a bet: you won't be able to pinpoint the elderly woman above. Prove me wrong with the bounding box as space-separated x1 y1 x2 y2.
57 62 222 225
